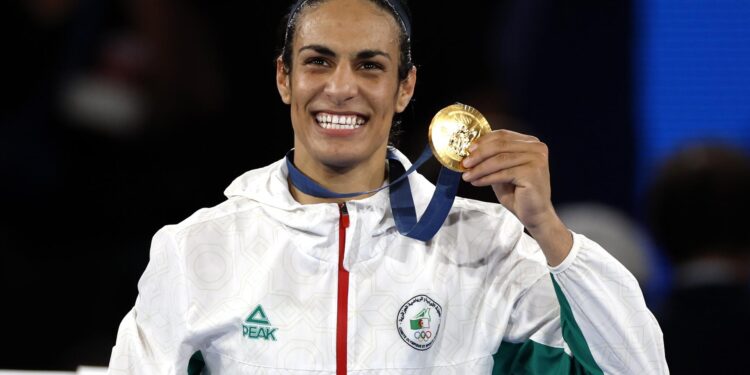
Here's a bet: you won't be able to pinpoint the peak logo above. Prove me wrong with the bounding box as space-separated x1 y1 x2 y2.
242 305 277 341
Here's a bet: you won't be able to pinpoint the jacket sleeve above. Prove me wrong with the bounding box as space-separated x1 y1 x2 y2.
494 232 668 374
108 227 203 375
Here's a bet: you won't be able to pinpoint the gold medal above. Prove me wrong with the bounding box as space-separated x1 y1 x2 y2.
428 103 491 172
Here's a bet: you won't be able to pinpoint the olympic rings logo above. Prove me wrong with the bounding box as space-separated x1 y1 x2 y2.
413 330 432 341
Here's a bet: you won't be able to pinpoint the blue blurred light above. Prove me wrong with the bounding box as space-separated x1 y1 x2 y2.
637 0 750 187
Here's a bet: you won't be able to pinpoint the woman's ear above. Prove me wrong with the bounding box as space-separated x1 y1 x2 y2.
276 57 291 104
395 67 417 113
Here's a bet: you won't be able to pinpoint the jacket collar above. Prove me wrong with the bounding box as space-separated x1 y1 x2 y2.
223 147 437 238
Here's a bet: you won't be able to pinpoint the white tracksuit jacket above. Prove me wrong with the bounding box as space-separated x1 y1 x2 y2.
108 149 668 374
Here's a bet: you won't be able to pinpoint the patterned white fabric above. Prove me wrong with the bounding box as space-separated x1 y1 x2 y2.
108 149 667 374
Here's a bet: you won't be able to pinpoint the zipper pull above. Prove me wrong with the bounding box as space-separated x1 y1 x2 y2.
339 202 349 228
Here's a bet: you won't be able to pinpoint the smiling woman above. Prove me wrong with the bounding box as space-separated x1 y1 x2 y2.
277 0 417 200
108 0 668 374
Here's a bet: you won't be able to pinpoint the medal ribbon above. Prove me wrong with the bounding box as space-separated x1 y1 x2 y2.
285 146 461 241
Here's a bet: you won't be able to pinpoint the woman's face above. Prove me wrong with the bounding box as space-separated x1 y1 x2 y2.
277 0 416 170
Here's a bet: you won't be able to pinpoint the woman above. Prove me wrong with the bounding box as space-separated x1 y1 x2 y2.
109 0 667 373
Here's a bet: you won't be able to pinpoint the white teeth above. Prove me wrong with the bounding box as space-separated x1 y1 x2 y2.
317 122 360 130
315 112 366 130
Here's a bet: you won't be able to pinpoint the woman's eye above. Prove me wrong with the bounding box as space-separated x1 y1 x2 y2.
361 61 383 70
305 57 328 66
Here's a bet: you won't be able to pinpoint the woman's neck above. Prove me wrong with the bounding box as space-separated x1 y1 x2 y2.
289 150 388 205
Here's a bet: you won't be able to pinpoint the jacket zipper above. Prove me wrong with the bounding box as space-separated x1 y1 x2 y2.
336 202 350 375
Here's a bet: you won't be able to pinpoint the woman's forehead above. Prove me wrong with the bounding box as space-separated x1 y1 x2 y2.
294 0 400 53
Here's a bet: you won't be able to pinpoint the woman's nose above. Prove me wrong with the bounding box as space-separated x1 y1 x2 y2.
324 64 358 104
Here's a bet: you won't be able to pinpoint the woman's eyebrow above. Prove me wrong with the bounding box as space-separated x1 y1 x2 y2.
299 44 336 57
298 45 391 61
356 49 391 61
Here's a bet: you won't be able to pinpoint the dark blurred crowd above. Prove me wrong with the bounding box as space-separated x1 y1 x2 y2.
647 144 750 374
2 0 292 367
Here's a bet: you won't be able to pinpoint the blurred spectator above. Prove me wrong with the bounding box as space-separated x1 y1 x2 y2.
1 0 232 368
646 143 750 374
558 202 652 286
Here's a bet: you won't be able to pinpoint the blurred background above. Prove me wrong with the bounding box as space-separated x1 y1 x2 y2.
1 0 749 372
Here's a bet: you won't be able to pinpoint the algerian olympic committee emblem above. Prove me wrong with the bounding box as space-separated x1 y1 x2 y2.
397 294 442 350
